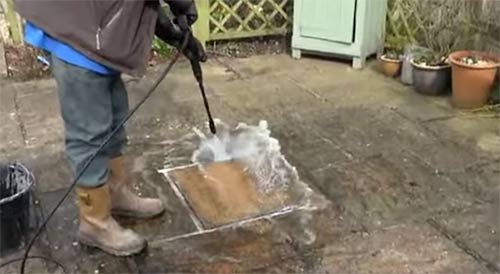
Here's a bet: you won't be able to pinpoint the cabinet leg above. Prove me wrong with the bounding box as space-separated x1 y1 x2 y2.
352 56 366 69
292 48 301 59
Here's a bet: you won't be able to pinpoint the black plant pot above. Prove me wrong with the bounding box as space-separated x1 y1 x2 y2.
411 60 452 95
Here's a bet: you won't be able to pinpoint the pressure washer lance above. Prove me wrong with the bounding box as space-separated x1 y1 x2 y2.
177 15 217 134
190 51 216 134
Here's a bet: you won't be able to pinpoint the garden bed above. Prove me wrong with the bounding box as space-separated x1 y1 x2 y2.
206 35 289 58
4 44 50 81
2 35 289 82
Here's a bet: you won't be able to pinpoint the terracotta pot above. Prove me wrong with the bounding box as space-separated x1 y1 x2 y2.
411 60 451 95
379 55 402 77
449 50 500 108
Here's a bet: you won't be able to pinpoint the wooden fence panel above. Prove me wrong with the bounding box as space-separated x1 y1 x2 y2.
0 0 23 45
194 0 291 46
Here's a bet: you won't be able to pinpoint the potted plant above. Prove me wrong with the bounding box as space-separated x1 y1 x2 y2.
449 51 500 108
409 2 463 95
379 35 405 78
411 49 451 96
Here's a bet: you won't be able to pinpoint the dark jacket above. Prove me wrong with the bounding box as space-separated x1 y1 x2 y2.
15 0 160 76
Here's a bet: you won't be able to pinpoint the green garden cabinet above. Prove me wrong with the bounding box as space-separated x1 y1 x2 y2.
292 0 388 69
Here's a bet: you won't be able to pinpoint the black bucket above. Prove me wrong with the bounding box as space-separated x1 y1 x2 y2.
0 162 35 256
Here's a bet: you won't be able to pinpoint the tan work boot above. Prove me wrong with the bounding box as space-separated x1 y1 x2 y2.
76 184 146 256
109 156 165 218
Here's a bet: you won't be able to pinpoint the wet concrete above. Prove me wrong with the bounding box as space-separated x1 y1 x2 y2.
1 54 499 273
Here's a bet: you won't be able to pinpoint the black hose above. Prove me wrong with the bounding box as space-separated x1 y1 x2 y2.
15 34 190 274
0 256 67 273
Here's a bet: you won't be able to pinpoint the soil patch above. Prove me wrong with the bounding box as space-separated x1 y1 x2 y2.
207 35 290 58
4 44 50 81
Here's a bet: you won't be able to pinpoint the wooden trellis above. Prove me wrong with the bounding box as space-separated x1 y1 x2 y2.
193 0 291 45
385 0 424 44
385 0 499 52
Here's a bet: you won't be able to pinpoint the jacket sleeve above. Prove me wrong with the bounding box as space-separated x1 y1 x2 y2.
164 0 197 25
155 5 183 47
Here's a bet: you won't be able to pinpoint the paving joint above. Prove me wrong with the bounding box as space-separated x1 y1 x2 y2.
12 85 28 146
285 74 327 102
458 157 500 173
149 205 310 248
159 165 205 231
421 114 458 123
124 257 139 274
391 107 476 153
211 56 244 79
427 218 500 273
154 163 319 247
403 148 489 205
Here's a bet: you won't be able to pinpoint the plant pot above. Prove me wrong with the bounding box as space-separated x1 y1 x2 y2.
379 55 402 77
411 60 451 95
449 50 500 108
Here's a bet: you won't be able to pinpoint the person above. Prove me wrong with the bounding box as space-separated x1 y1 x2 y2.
14 0 206 256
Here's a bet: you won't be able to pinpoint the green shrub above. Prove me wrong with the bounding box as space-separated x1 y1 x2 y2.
152 36 173 58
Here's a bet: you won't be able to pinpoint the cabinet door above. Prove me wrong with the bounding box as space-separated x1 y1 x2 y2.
299 0 357 43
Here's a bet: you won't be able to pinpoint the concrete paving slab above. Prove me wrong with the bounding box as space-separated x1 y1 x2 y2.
307 155 476 229
215 54 355 80
13 79 56 97
105 145 200 241
447 159 500 204
30 151 71 193
214 55 300 79
125 80 240 145
213 73 324 116
280 63 403 107
314 223 493 274
389 90 458 122
0 247 58 274
307 107 494 197
268 114 356 171
13 80 63 148
138 220 304 273
237 105 480 230
169 161 295 228
429 203 500 272
129 66 217 105
427 115 500 156
0 87 24 153
33 189 190 274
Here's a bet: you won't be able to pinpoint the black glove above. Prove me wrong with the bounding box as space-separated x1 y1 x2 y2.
164 0 198 27
155 8 207 62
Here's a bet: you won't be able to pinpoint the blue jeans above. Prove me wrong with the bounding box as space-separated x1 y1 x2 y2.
51 56 129 187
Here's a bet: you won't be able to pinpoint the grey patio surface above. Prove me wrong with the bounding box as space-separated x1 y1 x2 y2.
0 53 499 273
